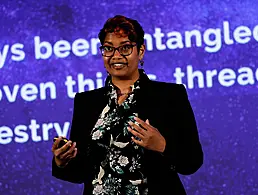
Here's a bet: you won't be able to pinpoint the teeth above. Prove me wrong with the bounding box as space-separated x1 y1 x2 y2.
112 63 124 67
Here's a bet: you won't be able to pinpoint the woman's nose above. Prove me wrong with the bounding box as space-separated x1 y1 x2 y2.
113 49 122 57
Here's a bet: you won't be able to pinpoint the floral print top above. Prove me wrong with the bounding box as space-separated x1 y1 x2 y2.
90 74 148 195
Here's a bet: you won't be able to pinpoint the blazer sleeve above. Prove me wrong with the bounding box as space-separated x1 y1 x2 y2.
52 93 91 183
162 84 203 175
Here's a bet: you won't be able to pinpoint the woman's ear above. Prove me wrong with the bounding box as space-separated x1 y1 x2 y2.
139 44 146 58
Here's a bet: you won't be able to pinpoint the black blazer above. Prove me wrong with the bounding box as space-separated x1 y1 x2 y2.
52 78 203 195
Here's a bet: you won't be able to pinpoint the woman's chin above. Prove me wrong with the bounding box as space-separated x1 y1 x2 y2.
108 68 129 77
107 66 138 79
110 72 129 79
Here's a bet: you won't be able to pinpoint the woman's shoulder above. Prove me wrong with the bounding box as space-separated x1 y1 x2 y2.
149 80 186 93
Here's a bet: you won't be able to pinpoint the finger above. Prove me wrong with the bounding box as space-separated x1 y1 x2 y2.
59 142 77 159
128 127 144 139
134 117 151 130
60 147 77 160
66 142 76 155
145 119 160 132
129 121 146 135
62 148 77 161
64 148 77 160
131 136 144 147
136 117 158 132
71 148 78 158
52 136 63 151
55 141 73 157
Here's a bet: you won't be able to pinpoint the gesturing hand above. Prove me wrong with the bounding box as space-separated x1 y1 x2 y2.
128 117 166 153
51 136 77 167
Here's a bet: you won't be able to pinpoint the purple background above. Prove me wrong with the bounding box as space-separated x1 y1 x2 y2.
0 0 258 194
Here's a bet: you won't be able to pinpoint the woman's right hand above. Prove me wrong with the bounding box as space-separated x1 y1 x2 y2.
51 136 78 167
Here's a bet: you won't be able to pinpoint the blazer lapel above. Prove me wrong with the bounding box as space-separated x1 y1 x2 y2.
87 87 109 131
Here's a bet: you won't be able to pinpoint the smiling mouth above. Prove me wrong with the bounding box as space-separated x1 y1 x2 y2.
110 63 128 68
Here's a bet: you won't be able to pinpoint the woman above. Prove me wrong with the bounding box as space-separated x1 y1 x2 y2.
52 15 203 195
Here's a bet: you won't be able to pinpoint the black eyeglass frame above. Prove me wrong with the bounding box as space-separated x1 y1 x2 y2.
99 43 138 57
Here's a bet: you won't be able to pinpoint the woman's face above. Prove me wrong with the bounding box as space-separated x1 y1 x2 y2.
102 32 145 80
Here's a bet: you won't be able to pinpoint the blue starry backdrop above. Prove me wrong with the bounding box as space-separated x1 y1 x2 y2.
0 0 258 194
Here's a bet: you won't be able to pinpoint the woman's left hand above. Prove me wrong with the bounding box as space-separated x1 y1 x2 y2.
128 117 166 153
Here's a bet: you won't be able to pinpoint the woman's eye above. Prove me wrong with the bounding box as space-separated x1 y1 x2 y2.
104 46 113 51
121 45 131 50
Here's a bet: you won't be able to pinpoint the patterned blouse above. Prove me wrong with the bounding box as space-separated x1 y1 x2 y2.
90 72 148 195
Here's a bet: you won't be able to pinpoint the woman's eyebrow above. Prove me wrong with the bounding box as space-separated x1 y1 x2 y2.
103 40 131 45
120 41 131 44
103 41 113 45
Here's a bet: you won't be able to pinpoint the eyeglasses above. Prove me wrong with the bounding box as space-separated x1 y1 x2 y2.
99 43 137 57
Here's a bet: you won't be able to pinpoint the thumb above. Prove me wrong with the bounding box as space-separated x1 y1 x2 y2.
145 119 159 132
52 137 61 151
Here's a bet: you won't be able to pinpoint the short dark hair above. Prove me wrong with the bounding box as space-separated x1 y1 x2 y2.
98 15 145 52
